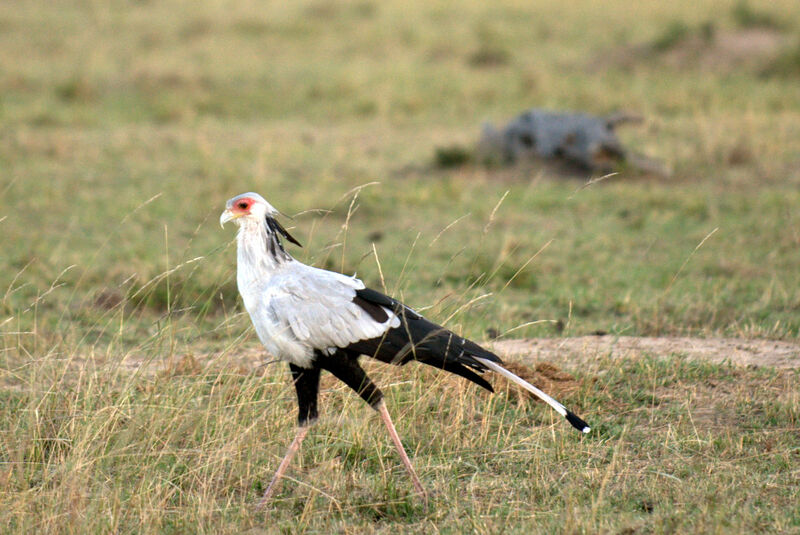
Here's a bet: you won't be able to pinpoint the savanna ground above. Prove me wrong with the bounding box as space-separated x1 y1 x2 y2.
1 1 799 533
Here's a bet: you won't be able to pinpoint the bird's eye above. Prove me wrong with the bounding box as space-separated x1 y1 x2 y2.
237 202 249 210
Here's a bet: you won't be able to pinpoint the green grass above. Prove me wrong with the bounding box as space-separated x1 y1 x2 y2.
731 0 786 30
1 0 800 532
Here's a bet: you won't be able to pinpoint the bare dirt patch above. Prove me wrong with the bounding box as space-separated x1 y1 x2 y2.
494 360 585 403
122 336 800 377
595 28 789 72
489 336 799 413
490 336 800 369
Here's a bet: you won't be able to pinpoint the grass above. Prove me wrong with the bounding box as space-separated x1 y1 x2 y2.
1 0 800 532
2 350 798 532
731 0 785 30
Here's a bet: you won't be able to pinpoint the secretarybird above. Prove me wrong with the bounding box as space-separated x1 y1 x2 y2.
219 192 590 505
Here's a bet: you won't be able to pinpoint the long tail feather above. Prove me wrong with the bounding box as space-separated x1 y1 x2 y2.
474 357 591 434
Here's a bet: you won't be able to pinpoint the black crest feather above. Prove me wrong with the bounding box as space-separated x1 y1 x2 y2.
266 216 302 247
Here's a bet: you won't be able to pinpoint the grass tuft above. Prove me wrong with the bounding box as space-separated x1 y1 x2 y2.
434 144 473 168
761 42 800 77
731 0 785 30
651 21 693 52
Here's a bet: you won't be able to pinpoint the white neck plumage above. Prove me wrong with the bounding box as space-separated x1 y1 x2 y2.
237 216 294 280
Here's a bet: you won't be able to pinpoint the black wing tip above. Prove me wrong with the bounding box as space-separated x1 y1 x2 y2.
565 410 591 434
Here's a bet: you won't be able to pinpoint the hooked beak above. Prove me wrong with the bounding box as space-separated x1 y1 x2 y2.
219 209 237 228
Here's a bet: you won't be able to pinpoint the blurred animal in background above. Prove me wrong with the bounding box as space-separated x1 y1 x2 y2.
474 108 668 175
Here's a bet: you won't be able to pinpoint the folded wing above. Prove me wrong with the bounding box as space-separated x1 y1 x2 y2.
266 266 500 391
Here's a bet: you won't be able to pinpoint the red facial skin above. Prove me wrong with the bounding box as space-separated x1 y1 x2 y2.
231 197 254 216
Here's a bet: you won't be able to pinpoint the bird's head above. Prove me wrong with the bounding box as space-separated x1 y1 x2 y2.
219 192 276 227
220 192 302 247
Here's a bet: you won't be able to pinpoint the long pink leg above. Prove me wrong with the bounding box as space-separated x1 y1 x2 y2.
257 425 309 508
376 400 427 499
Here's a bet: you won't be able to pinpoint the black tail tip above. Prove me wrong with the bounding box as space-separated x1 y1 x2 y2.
565 410 591 434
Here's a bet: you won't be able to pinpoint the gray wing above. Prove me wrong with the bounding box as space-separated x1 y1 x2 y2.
268 264 400 352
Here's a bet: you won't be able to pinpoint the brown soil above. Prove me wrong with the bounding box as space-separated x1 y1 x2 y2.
128 336 800 377
490 336 800 370
125 336 799 406
494 360 587 404
594 28 788 72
